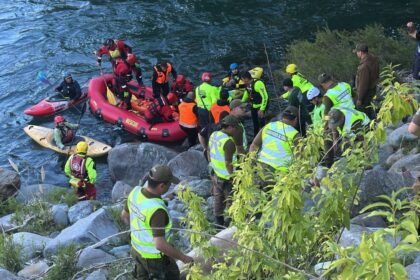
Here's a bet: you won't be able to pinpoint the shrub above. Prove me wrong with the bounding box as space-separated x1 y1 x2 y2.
0 233 23 273
274 24 416 88
0 196 19 217
47 188 79 207
44 244 78 280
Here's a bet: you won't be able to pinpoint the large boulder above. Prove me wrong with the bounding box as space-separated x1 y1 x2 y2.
17 261 49 279
44 208 119 257
387 124 418 148
12 232 51 261
385 149 404 167
378 144 395 167
111 181 133 203
85 269 108 280
339 224 378 248
0 213 16 231
167 150 209 180
0 168 20 201
175 178 212 198
406 262 420 280
109 245 130 258
16 184 70 203
68 200 94 224
76 247 116 269
51 204 69 227
108 143 178 186
352 169 414 216
389 154 420 177
0 269 21 280
350 213 387 228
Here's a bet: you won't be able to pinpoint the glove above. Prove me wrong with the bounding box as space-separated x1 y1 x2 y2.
123 91 129 98
77 180 85 188
97 57 102 65
77 186 85 195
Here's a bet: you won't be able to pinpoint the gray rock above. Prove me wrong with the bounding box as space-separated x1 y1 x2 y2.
205 196 215 222
0 213 16 231
314 261 332 276
406 262 420 280
0 168 20 201
52 204 69 227
389 154 420 177
385 149 404 167
350 213 387 228
378 144 394 166
415 253 420 263
76 247 116 269
169 210 184 228
85 269 108 280
167 150 209 180
17 261 49 279
68 200 94 224
111 181 133 203
188 144 204 152
44 208 119 257
0 269 20 280
175 179 212 198
339 224 378 248
108 143 178 186
387 124 418 148
16 184 70 203
109 245 131 258
12 232 51 261
352 169 414 216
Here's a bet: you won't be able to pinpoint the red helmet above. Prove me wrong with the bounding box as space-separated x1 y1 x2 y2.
167 93 177 104
175 74 186 85
127 53 137 65
54 115 65 125
201 72 212 82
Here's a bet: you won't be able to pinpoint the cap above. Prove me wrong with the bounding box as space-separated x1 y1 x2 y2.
353 43 368 53
328 109 344 129
283 106 299 118
221 115 240 127
307 87 321 100
64 72 72 78
229 99 247 110
149 165 179 184
282 78 293 87
318 73 332 84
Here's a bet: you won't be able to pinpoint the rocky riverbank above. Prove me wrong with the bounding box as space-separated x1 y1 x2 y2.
0 125 419 279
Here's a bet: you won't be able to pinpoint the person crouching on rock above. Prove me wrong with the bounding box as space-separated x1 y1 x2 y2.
53 115 79 150
64 141 97 200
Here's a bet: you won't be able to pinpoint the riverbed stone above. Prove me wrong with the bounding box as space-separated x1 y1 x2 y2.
52 204 69 227
0 269 21 280
111 181 133 203
77 247 116 269
12 232 51 261
0 213 16 231
85 269 108 280
389 153 420 177
17 261 49 279
16 184 70 203
68 200 94 224
406 262 420 280
387 124 418 148
339 224 377 248
378 144 394 167
109 245 131 258
167 150 209 180
350 213 387 228
175 178 212 198
385 149 404 167
44 208 119 257
108 143 178 186
0 168 20 201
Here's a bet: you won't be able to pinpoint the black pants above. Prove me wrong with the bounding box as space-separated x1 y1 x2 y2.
414 56 420 80
251 107 266 137
180 125 198 148
131 249 180 280
153 83 170 102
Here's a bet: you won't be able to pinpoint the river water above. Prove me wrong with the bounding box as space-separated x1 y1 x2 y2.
0 0 418 200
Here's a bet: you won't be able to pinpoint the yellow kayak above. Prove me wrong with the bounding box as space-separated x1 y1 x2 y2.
24 125 112 157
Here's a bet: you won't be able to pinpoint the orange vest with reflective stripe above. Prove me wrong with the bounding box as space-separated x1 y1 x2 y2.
154 63 172 84
210 104 230 124
178 102 198 128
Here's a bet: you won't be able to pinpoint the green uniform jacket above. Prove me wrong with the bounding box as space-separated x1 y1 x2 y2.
241 79 269 111
65 153 97 184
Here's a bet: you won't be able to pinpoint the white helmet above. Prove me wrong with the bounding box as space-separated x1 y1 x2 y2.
307 87 321 101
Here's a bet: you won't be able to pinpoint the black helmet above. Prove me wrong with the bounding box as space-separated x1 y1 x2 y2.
104 38 114 47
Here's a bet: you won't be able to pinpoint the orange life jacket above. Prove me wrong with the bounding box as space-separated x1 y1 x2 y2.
210 104 230 124
154 63 172 84
178 102 198 128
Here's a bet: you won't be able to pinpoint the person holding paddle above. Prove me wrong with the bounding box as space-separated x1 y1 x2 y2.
53 115 79 149
55 72 82 100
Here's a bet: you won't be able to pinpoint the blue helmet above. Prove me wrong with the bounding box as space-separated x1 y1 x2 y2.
64 72 72 78
230 63 238 70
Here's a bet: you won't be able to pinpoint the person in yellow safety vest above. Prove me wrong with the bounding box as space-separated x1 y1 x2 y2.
241 71 269 137
250 106 301 175
64 141 97 200
208 115 241 228
306 87 325 130
222 63 246 99
324 107 370 167
121 165 193 279
229 99 250 154
318 73 356 119
285 64 314 107
195 72 220 152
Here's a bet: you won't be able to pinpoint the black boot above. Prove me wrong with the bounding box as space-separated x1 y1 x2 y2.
215 216 224 230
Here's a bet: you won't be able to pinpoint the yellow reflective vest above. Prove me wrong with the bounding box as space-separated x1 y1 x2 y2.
195 82 219 110
336 107 370 136
291 73 313 94
325 82 355 109
258 121 298 171
127 186 172 259
209 131 237 179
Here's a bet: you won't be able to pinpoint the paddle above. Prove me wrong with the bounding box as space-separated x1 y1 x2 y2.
94 51 118 106
36 71 83 113
65 101 87 155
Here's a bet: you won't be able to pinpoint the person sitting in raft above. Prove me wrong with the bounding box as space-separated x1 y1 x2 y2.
53 115 79 149
170 74 194 99
55 73 82 100
144 93 177 124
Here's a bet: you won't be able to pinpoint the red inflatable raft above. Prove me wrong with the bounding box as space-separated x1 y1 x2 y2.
88 74 187 142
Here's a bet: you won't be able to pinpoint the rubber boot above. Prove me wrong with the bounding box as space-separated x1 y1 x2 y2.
215 216 224 231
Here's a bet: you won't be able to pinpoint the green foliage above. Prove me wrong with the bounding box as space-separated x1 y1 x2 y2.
0 196 19 217
108 206 130 245
179 65 419 280
47 188 79 206
0 233 23 273
274 24 416 86
44 244 78 280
